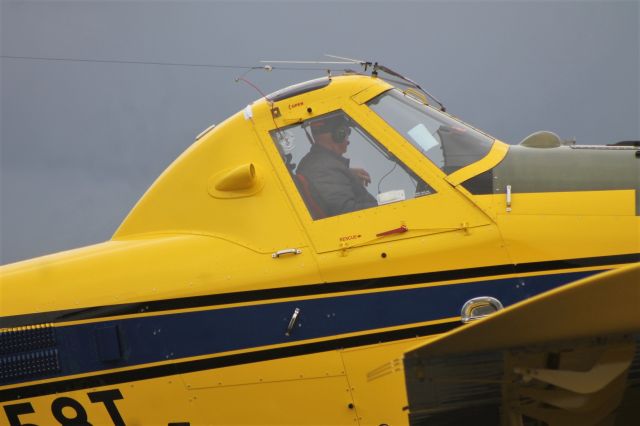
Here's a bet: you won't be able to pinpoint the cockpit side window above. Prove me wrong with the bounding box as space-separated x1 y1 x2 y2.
367 89 495 174
270 110 434 220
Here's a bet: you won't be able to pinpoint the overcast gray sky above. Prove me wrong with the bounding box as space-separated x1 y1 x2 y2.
1 0 639 264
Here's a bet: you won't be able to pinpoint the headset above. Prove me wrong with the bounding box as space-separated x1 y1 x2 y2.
304 113 352 145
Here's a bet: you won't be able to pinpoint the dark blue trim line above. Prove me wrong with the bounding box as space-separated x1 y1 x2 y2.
1 253 636 329
0 270 598 399
1 321 456 403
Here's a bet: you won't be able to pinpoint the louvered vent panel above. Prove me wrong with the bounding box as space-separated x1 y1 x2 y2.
0 324 60 384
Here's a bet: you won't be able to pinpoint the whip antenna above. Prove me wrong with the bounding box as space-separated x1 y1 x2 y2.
234 65 273 102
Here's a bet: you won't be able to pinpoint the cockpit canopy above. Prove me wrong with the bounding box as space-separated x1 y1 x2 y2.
267 78 497 221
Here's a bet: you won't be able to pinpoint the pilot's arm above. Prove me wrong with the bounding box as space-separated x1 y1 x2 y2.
350 168 372 186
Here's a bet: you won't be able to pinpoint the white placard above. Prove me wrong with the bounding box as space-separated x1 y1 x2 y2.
377 189 406 205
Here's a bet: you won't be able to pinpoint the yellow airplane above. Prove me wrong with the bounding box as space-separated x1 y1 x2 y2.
1 63 639 426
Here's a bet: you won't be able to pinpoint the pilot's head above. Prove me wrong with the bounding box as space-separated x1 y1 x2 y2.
310 114 351 155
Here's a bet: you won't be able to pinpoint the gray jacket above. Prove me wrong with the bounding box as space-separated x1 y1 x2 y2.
296 144 377 217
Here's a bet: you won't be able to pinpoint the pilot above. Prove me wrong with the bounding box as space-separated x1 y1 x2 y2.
296 113 378 217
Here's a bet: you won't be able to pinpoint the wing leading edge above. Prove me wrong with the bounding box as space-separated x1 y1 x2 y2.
402 263 640 426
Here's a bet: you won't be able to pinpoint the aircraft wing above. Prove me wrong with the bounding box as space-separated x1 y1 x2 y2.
402 263 640 426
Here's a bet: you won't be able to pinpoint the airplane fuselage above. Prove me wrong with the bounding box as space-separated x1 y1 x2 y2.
1 75 638 426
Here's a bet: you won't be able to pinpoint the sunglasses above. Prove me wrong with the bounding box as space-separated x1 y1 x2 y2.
332 125 351 143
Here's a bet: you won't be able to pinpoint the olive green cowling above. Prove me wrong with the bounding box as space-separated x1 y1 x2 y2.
462 138 639 214
493 145 639 194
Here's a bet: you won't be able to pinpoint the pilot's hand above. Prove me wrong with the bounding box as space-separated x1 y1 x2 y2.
350 168 371 187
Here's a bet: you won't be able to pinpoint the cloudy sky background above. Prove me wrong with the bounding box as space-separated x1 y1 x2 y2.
1 0 638 264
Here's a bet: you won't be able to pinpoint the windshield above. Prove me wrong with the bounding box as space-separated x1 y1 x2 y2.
367 89 494 174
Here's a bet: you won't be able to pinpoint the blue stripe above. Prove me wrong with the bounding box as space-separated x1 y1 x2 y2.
3 270 598 386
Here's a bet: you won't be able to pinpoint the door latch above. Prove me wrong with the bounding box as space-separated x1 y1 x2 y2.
285 308 301 336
